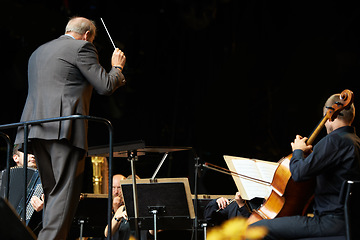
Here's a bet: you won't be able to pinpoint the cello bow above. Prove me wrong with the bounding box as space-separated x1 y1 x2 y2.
203 162 271 186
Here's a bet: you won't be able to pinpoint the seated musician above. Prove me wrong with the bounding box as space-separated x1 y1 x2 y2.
13 145 44 212
204 192 264 226
104 174 130 240
12 145 44 212
105 174 153 240
0 144 44 234
251 93 360 239
204 192 250 225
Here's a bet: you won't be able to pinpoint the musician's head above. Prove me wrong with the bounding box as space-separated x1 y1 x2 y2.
12 144 37 168
65 17 96 43
323 94 355 134
126 174 140 180
112 174 126 197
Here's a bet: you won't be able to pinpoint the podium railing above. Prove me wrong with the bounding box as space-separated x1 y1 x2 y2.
0 115 115 238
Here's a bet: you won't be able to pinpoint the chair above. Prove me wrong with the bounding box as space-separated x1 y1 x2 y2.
297 180 360 240
340 180 360 240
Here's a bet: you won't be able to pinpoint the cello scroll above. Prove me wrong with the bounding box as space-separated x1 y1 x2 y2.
307 89 353 145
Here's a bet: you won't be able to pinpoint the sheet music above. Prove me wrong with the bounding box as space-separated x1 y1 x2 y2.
236 178 271 200
224 156 278 200
256 161 278 183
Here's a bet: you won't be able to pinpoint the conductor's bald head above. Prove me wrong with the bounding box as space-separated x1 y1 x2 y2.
65 17 96 43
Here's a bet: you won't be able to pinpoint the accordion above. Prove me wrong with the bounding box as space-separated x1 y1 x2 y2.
0 166 43 230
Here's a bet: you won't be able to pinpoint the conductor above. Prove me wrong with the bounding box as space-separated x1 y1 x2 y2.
15 17 126 240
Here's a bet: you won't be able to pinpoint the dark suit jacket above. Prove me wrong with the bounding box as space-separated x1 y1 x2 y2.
203 199 251 226
15 35 125 150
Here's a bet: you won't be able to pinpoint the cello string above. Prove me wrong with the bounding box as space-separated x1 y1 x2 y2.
100 17 116 49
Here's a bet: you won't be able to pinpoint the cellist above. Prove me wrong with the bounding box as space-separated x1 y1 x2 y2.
251 93 360 239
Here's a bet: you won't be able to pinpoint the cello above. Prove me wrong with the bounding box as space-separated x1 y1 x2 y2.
247 89 354 224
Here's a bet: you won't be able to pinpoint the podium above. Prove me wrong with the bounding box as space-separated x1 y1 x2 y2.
121 178 195 239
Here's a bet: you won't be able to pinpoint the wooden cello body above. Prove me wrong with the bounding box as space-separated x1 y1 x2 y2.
248 155 315 224
248 89 354 224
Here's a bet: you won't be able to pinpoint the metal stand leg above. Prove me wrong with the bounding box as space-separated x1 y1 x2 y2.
128 151 140 240
79 219 85 240
151 209 158 240
201 223 207 240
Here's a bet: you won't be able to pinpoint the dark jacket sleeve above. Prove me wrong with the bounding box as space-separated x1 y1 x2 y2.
290 136 339 182
76 42 125 95
239 203 251 218
204 199 227 225
204 199 251 225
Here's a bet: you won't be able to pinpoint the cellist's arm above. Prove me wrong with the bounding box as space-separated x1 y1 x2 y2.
289 135 313 181
290 135 337 181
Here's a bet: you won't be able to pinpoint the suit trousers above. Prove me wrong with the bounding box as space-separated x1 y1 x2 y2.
31 139 86 240
251 213 346 240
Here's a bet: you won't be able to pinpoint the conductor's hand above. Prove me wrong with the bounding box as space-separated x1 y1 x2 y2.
216 197 230 210
291 135 312 154
111 48 126 71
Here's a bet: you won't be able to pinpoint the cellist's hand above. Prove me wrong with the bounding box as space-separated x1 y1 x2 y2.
291 135 312 154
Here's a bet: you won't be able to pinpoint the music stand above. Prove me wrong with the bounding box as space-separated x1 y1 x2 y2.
88 140 146 239
69 193 108 239
121 178 195 240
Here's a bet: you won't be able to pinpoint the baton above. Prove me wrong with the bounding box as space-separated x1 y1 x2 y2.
100 17 116 49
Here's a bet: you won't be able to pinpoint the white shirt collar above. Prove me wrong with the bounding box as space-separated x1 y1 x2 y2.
65 34 75 39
